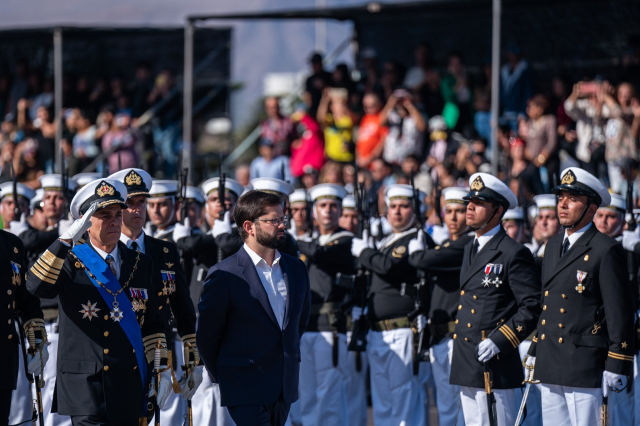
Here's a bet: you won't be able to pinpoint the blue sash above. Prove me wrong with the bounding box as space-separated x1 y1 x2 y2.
72 243 148 415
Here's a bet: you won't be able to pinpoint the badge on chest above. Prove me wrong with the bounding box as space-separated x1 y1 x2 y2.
482 263 503 288
11 261 21 285
161 270 177 295
130 288 149 312
576 270 588 293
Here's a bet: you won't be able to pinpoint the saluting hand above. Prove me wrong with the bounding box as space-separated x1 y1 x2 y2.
59 201 99 244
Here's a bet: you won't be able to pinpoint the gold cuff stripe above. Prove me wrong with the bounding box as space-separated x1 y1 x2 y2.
30 267 57 284
608 352 633 361
499 325 520 348
32 263 58 281
143 333 165 344
41 250 65 270
36 258 61 275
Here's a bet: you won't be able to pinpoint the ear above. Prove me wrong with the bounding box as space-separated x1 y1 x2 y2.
242 220 254 237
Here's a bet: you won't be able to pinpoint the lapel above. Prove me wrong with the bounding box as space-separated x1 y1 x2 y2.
237 248 280 329
280 256 293 330
543 225 596 286
0 233 13 283
460 229 505 288
117 242 135 299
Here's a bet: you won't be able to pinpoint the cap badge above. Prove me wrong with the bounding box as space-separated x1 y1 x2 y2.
96 181 116 197
471 176 485 191
125 170 143 186
561 170 576 185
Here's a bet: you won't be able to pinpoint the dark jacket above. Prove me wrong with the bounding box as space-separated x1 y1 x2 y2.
196 247 311 406
528 225 635 387
450 227 541 389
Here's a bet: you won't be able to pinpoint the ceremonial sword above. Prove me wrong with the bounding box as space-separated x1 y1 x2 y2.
481 331 498 426
514 356 540 426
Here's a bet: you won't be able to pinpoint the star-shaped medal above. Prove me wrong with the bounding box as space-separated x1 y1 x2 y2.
622 341 628 349
482 276 492 287
79 300 100 321
516 325 523 332
493 277 502 288
110 307 124 322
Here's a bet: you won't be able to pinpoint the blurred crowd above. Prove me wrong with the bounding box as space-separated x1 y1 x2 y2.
245 44 640 223
0 60 178 184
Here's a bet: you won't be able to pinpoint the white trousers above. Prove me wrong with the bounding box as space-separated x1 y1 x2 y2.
516 341 542 426
608 374 632 426
367 328 426 426
190 366 235 426
460 387 516 426
345 331 368 426
429 338 464 426
299 331 349 426
539 384 600 426
158 336 187 424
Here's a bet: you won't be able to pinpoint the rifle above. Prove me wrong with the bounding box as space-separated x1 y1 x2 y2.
16 317 44 426
217 153 226 263
60 148 69 220
177 167 189 225
433 175 442 225
482 330 498 426
11 162 21 220
407 171 429 374
101 157 108 178
305 188 314 238
347 161 370 363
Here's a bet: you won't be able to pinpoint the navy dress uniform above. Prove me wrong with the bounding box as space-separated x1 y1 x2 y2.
450 173 541 426
1 226 46 425
528 168 635 426
526 194 558 261
111 168 200 424
147 180 181 244
26 178 170 425
408 186 471 426
352 184 429 426
295 183 354 426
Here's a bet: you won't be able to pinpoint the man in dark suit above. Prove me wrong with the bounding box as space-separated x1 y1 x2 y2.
196 190 311 426
449 172 541 426
528 167 635 426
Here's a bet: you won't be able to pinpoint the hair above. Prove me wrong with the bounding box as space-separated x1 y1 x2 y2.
528 94 549 111
234 190 284 240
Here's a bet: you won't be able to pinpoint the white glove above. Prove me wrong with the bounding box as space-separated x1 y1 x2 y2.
370 217 392 237
9 213 29 236
173 218 192 242
57 218 74 236
409 229 427 255
351 230 371 258
289 217 297 236
149 368 173 409
26 340 50 375
59 202 99 244
213 211 232 238
430 225 450 245
477 338 500 362
416 315 426 334
179 365 203 400
351 306 363 322
602 371 626 398
623 229 640 251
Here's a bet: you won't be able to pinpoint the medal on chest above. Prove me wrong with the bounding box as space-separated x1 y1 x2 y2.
161 270 176 295
576 270 588 293
482 263 503 288
79 300 100 321
130 288 149 312
11 261 21 286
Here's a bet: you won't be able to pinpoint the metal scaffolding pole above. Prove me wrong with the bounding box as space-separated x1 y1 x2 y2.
54 28 63 172
490 0 501 176
183 20 194 182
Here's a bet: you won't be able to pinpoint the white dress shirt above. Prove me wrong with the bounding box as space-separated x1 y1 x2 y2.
120 229 147 254
243 243 287 329
474 224 502 252
562 222 593 251
92 244 121 279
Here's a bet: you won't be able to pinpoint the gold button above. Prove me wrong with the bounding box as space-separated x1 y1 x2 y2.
7 290 12 295
133 349 135 353
104 331 109 337
467 323 472 328
559 338 563 343
458 305 462 310
541 320 546 325
543 305 547 311
541 334 546 340
473 295 478 300
453 334 457 339
104 349 109 354
460 291 465 296
159 306 163 310
465 337 469 342
134 366 137 370
562 294 567 299
559 324 564 328
8 335 12 339
158 292 162 296
545 291 549 296
455 319 459 324
471 309 476 314
8 319 11 325
103 366 109 371
104 315 109 320
560 309 565 313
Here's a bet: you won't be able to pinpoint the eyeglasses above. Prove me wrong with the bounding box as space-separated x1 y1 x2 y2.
253 216 289 226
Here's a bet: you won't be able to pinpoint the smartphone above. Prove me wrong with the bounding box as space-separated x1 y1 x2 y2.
581 82 600 95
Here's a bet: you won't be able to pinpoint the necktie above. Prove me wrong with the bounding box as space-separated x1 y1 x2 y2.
561 238 570 258
469 239 479 264
106 254 117 277
131 241 139 252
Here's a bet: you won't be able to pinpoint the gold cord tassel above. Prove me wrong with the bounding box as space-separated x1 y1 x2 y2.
168 351 181 393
